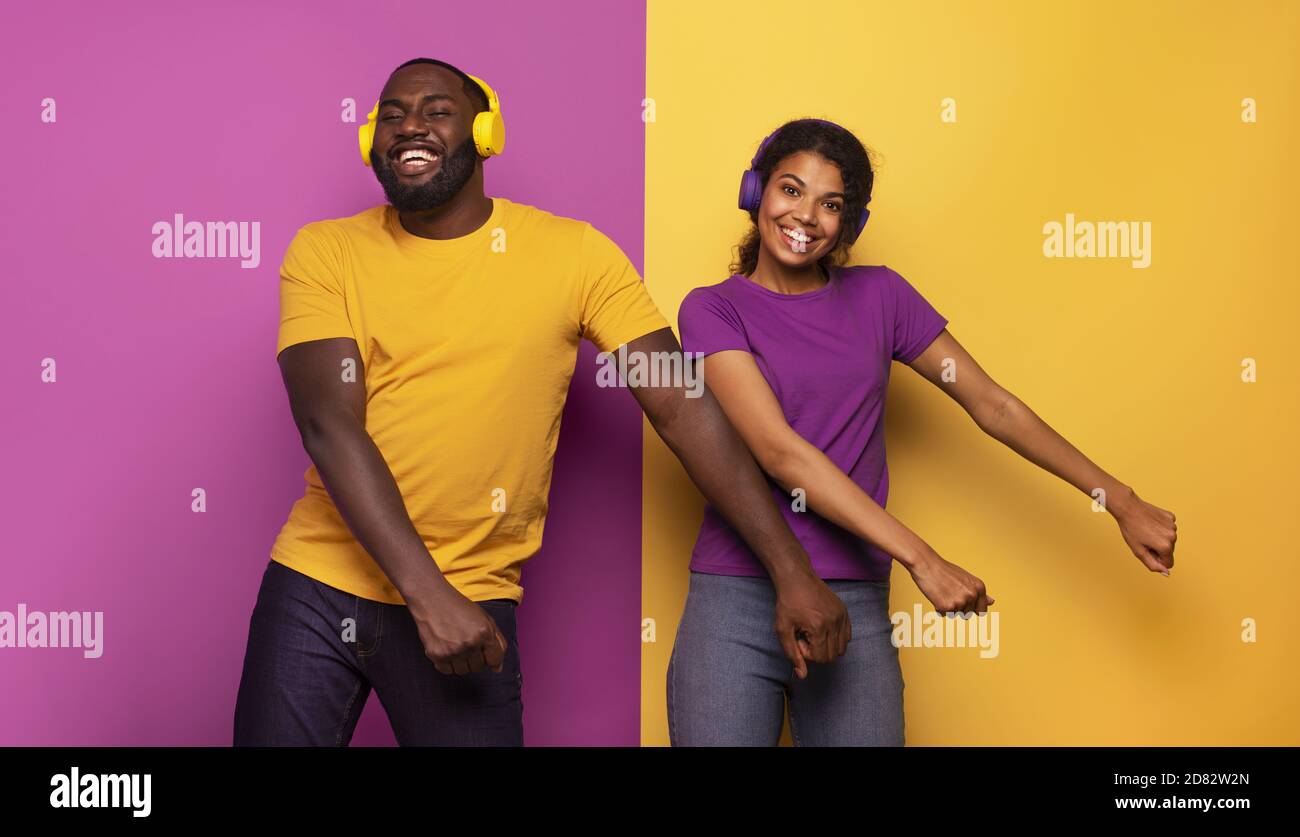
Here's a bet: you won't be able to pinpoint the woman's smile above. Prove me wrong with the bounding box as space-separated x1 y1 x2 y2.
778 223 818 253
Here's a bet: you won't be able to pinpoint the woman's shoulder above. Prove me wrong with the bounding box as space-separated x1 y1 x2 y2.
678 276 750 344
837 263 913 301
681 275 743 309
685 273 740 294
836 262 897 284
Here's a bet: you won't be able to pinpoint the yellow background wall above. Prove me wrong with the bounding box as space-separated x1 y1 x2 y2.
641 0 1299 745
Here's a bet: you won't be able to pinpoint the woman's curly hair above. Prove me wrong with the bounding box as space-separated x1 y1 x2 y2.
730 118 877 277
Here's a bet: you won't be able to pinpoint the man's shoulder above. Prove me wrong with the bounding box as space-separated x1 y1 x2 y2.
497 197 594 239
292 205 388 245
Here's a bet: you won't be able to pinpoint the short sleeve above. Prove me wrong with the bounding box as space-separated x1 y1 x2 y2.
276 224 355 357
885 266 948 363
677 288 751 357
578 223 672 352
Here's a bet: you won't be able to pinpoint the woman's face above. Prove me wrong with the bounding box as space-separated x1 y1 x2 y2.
757 150 847 270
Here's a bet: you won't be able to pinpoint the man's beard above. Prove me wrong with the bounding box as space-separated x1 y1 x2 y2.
370 135 479 212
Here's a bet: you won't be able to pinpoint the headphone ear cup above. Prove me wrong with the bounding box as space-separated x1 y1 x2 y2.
472 110 506 157
737 169 763 212
359 103 379 167
854 207 870 242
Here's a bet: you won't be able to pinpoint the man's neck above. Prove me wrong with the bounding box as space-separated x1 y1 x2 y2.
397 183 494 241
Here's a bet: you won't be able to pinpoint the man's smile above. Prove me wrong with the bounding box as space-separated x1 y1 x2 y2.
390 143 444 178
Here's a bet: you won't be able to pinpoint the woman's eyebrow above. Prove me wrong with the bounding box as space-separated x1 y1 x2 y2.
776 173 844 199
378 93 456 108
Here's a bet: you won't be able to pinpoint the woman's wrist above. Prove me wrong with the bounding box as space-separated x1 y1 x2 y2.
1104 482 1139 520
894 539 937 572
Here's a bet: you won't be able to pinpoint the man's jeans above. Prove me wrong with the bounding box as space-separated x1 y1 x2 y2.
233 560 523 746
667 570 905 746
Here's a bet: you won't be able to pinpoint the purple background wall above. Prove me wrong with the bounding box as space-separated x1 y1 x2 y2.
1 0 647 745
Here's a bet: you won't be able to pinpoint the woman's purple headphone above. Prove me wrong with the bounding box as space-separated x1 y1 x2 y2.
737 118 872 243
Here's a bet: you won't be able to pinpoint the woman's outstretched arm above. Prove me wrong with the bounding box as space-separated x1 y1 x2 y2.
699 349 995 615
905 329 1178 575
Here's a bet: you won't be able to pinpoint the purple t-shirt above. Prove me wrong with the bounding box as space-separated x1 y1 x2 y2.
677 264 948 581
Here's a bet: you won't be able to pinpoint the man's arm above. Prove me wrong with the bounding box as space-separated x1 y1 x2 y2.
277 337 508 674
621 327 851 678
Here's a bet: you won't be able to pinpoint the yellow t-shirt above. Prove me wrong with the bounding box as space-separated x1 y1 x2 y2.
270 197 670 605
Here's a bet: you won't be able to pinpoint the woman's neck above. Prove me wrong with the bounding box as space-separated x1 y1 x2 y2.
747 254 829 295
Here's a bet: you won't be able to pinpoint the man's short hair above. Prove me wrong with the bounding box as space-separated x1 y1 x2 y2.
390 58 490 114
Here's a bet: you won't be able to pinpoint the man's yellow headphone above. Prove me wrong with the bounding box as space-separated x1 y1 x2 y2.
358 72 505 166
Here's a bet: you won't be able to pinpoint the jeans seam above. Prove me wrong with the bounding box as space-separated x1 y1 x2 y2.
667 644 678 745
510 607 524 724
515 618 524 698
371 603 385 656
335 678 363 746
357 600 385 659
353 597 371 671
668 580 694 747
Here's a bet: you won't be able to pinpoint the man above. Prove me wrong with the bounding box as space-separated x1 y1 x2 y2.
233 57 848 746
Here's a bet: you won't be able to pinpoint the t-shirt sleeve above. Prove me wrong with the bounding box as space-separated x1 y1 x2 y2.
677 288 751 357
276 224 356 357
577 223 672 352
885 266 948 363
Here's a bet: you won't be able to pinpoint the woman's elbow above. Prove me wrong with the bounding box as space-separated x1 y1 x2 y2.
756 439 805 489
974 388 1018 435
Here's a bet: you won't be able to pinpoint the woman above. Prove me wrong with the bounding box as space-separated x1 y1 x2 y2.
667 118 1178 746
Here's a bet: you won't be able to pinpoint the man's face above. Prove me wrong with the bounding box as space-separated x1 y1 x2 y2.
369 64 482 212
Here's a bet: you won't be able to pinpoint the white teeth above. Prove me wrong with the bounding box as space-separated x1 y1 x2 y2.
781 226 812 252
399 149 436 163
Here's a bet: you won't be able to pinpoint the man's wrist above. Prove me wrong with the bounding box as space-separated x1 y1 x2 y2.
762 547 819 591
396 567 459 614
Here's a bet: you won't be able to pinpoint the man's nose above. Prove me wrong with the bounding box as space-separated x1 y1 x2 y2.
397 111 433 136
